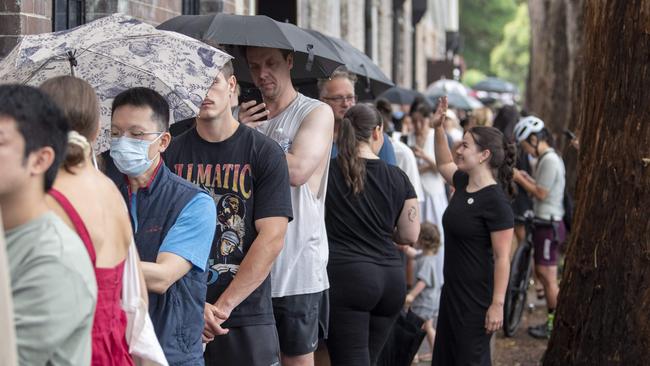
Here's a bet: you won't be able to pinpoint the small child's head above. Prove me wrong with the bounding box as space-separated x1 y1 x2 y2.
418 222 441 254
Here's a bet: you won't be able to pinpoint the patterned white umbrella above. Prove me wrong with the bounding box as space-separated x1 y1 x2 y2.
0 14 232 152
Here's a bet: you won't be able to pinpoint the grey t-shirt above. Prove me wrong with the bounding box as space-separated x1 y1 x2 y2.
6 212 96 366
533 149 566 221
411 254 441 320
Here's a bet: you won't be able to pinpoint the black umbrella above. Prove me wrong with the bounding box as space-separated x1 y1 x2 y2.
305 29 394 99
473 77 518 94
157 14 344 82
378 86 425 105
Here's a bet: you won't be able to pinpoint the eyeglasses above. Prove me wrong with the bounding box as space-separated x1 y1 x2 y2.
323 95 357 104
109 130 163 140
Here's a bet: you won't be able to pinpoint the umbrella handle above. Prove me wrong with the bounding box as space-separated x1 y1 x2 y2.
305 44 314 72
67 50 78 77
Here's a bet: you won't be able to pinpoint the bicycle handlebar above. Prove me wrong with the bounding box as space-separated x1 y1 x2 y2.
513 215 556 227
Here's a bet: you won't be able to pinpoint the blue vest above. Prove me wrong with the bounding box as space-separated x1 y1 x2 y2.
104 153 207 366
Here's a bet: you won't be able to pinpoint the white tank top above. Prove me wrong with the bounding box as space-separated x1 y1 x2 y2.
257 93 331 297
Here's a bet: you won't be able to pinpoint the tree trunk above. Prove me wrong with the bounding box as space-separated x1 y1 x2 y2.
526 0 570 136
543 1 650 364
561 0 585 195
528 0 585 199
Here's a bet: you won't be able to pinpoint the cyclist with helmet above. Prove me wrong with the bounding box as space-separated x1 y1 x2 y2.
512 116 567 339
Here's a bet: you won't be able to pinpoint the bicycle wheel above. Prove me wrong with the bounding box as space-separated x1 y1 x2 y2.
503 241 533 336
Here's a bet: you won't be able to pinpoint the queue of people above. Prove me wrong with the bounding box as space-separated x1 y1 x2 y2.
1 39 571 366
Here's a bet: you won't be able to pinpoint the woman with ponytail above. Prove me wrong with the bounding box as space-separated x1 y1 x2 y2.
324 104 420 366
430 97 515 365
40 76 146 366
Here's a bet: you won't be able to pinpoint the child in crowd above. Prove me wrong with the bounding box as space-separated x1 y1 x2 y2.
404 222 442 362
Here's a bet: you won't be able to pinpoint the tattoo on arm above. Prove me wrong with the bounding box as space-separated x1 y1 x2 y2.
408 206 417 222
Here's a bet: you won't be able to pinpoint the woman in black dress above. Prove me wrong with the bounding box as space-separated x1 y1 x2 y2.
431 97 515 365
325 104 420 366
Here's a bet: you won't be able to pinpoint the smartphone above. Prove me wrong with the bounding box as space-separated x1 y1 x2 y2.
238 87 267 121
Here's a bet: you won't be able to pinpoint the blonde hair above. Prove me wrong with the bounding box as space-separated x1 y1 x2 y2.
470 107 494 127
418 222 441 254
40 76 99 172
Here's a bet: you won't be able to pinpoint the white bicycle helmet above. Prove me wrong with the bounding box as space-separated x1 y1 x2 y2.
513 116 545 143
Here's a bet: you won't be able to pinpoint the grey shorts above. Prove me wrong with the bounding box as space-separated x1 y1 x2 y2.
204 324 280 366
272 290 330 356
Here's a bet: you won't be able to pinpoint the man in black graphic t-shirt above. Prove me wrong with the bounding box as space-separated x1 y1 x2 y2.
165 60 293 366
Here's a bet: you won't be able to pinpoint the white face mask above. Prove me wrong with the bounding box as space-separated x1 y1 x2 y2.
109 134 162 177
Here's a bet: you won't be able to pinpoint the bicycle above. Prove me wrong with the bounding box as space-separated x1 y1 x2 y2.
503 213 556 337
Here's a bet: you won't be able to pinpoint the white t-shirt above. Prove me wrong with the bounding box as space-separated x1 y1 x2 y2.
391 137 425 202
533 149 566 221
406 130 448 200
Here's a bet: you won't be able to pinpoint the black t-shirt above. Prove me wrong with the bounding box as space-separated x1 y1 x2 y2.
168 117 195 137
442 171 514 307
164 124 293 327
325 158 417 267
512 148 533 216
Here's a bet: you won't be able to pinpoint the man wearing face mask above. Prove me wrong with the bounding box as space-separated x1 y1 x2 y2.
103 87 217 365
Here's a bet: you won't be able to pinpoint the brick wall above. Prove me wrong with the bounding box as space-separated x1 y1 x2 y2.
124 0 181 26
0 0 455 86
0 0 52 58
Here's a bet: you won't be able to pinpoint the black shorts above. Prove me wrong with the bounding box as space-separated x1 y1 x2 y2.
272 290 330 356
204 324 280 366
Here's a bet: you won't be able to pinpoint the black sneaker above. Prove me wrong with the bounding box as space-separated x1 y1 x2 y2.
528 322 550 339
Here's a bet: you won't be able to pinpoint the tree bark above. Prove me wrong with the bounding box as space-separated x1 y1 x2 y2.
527 0 585 195
543 1 650 364
526 0 569 136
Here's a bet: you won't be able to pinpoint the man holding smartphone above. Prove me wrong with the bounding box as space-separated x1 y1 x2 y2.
165 60 293 366
238 46 334 366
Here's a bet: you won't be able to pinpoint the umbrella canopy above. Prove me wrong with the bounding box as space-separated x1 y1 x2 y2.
378 86 425 106
304 29 393 99
0 14 231 152
473 77 518 94
157 14 344 82
426 78 468 96
428 92 483 111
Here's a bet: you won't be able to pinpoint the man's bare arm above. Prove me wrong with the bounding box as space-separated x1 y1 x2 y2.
285 104 334 186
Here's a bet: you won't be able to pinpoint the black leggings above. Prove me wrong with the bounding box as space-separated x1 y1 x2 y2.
326 262 406 366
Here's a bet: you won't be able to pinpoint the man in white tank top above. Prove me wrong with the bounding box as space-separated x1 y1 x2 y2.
239 46 334 366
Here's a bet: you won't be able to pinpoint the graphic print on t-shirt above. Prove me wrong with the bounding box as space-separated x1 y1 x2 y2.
172 163 252 287
211 193 246 283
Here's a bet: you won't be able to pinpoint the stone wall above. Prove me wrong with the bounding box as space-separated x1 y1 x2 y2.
0 0 455 89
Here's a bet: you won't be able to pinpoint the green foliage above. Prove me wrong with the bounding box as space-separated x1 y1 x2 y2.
490 3 530 92
462 68 487 87
459 0 519 73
